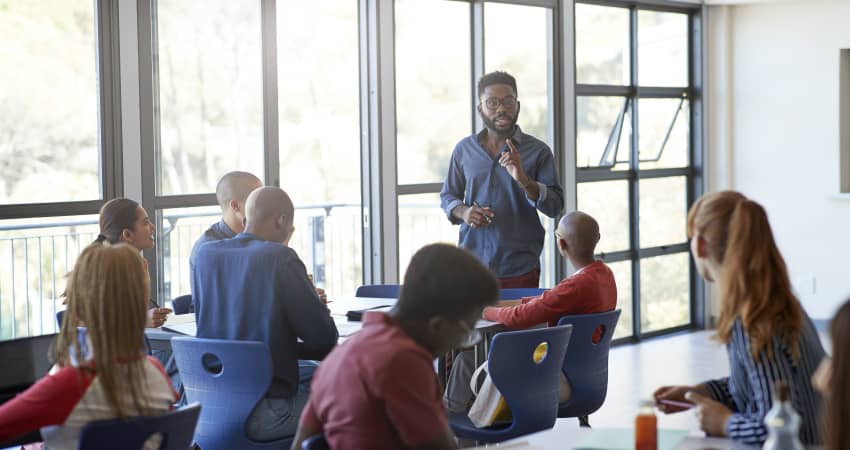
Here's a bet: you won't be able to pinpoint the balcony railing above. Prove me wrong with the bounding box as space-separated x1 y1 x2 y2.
0 203 555 340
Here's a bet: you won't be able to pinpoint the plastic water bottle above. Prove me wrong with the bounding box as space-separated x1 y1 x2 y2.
763 381 804 450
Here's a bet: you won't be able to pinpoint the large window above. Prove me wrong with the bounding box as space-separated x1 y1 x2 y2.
0 1 115 340
150 0 363 302
575 2 700 339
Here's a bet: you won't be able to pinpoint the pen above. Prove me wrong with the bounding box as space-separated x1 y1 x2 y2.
657 399 694 410
473 201 492 224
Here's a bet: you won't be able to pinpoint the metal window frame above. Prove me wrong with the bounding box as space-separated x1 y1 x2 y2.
574 0 703 341
0 0 122 222
393 0 564 284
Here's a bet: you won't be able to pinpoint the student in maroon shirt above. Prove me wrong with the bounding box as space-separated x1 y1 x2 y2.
291 244 499 450
445 211 617 413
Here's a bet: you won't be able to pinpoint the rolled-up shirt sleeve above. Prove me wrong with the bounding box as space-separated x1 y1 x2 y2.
440 149 466 225
530 149 563 218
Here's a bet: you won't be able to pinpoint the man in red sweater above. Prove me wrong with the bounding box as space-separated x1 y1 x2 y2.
444 211 617 413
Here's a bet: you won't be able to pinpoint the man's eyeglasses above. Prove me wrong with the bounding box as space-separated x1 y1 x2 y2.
458 320 482 347
481 96 518 111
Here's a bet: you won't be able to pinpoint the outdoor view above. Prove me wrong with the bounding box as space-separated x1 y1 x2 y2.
0 0 694 341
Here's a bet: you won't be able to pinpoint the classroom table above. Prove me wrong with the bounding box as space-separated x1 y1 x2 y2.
477 419 764 450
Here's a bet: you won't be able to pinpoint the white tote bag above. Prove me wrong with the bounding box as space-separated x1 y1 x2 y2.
467 361 511 428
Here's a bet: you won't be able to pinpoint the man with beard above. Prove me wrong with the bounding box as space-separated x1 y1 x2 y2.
440 71 564 288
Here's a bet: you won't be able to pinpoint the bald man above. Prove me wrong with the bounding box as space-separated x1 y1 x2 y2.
193 186 339 442
189 171 263 290
445 211 617 414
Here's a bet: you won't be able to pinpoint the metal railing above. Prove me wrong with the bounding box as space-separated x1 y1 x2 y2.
0 203 555 340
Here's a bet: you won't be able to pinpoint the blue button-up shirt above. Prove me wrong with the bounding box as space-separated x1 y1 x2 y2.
440 126 564 278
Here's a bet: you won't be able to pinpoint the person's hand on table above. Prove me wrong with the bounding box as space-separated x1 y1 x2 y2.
685 390 732 437
653 384 701 414
146 307 172 328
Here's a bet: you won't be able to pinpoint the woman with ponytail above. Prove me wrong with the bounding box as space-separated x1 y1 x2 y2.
654 191 825 445
0 243 177 449
812 298 850 450
97 198 171 328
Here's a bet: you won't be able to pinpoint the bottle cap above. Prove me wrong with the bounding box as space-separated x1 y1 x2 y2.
774 381 790 401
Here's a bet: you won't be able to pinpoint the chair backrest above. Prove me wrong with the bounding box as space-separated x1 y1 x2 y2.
77 402 201 450
0 333 55 406
171 337 277 450
171 294 193 315
354 284 400 299
301 433 330 450
499 288 546 300
488 324 573 437
556 309 621 418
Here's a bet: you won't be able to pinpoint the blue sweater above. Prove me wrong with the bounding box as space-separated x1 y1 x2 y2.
192 233 338 398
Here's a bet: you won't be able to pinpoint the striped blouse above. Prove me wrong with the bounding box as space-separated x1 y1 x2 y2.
704 313 826 445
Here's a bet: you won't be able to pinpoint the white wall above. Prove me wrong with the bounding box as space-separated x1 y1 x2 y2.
707 0 850 319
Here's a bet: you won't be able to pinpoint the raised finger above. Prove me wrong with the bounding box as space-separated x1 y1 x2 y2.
506 139 518 154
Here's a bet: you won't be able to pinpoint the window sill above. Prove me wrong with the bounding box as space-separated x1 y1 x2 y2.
830 193 850 200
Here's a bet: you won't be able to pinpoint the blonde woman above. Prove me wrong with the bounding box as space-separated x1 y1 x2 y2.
0 243 177 449
654 191 825 445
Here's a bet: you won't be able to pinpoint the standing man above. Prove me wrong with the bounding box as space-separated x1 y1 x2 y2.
440 71 564 288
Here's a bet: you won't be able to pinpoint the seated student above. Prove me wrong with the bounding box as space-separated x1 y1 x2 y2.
812 298 850 450
0 243 177 450
654 191 825 445
97 197 171 327
291 244 499 450
444 211 617 413
193 186 338 442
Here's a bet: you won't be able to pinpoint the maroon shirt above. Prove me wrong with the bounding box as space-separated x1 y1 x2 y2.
299 312 448 450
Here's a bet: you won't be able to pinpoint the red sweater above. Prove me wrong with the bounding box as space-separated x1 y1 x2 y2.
483 260 617 330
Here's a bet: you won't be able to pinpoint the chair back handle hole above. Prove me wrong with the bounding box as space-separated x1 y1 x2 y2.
202 353 223 375
532 341 549 364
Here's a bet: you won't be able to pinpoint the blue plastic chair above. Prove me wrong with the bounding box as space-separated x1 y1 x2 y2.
171 294 193 315
171 337 294 450
77 402 201 450
301 433 330 450
56 310 66 328
499 288 546 300
556 309 622 421
449 324 573 443
354 284 400 298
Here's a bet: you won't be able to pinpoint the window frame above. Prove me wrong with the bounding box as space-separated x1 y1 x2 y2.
574 0 705 342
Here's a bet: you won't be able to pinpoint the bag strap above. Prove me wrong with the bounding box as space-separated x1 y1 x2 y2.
469 360 489 395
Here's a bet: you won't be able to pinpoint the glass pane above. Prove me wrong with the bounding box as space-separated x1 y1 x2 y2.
156 206 220 302
640 252 690 332
0 215 100 340
577 181 630 254
396 0 470 184
485 3 551 143
607 260 632 339
639 177 687 248
277 0 362 297
0 1 100 204
638 10 688 87
576 96 630 170
575 3 630 86
398 194 462 280
156 0 264 195
639 98 690 169
158 204 362 301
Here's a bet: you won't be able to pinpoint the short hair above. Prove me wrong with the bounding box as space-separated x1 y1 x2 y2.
98 198 140 244
477 71 518 98
395 244 498 321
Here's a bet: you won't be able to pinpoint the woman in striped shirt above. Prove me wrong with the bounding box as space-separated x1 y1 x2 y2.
654 191 825 445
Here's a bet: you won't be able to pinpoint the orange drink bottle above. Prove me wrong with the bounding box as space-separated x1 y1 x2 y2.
635 400 658 450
